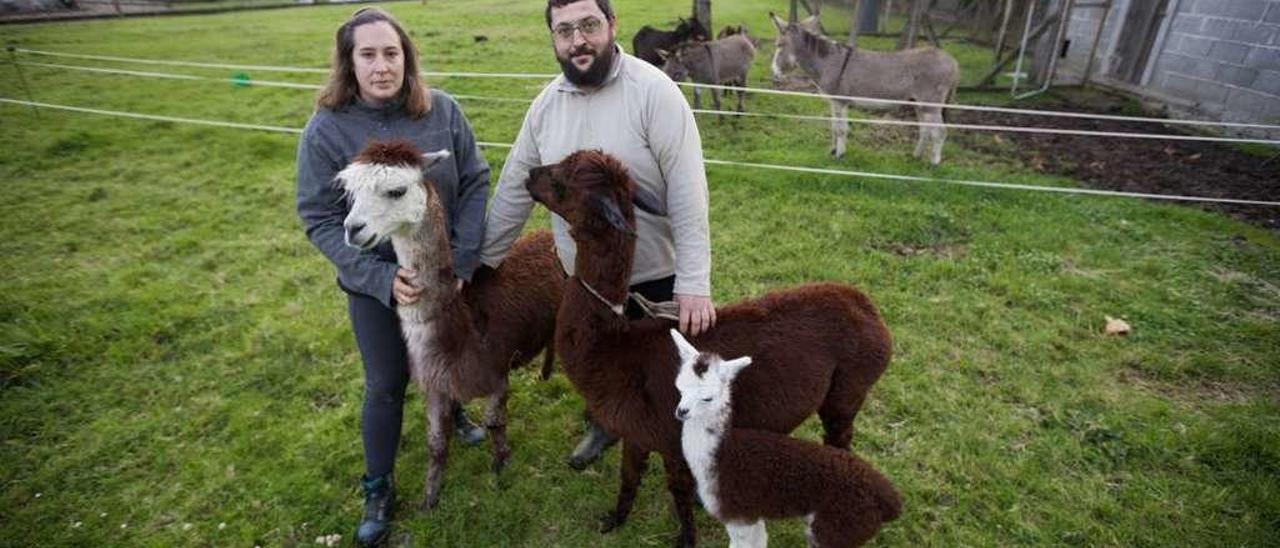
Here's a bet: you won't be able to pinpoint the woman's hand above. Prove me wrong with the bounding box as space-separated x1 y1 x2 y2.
394 267 423 305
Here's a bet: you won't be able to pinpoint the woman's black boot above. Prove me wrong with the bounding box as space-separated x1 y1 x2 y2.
355 474 394 547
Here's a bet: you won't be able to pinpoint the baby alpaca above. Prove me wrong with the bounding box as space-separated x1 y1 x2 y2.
672 330 902 548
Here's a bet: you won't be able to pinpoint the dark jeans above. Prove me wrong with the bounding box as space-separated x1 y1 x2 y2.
346 291 411 480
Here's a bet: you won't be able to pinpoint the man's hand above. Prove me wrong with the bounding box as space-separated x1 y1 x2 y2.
675 294 716 337
394 267 423 306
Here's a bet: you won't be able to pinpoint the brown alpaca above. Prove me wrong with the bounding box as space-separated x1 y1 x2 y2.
524 149 893 547
673 329 902 548
336 140 563 510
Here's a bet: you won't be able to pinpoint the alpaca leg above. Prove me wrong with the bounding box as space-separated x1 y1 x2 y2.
601 440 648 533
725 520 768 548
484 385 511 474
829 101 849 159
811 507 881 548
663 452 699 548
819 390 865 450
421 388 452 511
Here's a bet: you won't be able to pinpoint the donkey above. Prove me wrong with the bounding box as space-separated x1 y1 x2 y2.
769 12 960 165
660 33 757 112
633 17 710 67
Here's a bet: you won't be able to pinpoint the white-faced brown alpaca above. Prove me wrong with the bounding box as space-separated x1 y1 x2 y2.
336 139 563 510
525 150 893 547
672 330 902 548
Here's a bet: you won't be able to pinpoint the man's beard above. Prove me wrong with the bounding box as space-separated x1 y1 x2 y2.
557 42 616 87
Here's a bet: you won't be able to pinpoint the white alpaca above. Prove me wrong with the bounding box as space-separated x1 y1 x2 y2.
335 139 561 509
672 329 903 548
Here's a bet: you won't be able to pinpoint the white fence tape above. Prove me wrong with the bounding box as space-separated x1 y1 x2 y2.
4 97 1277 207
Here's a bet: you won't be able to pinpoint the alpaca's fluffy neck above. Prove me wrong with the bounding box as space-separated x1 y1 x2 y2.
388 190 487 396
390 193 455 324
572 229 635 309
682 396 734 518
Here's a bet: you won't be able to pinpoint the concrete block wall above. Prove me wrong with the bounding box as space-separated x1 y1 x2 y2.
1147 0 1280 123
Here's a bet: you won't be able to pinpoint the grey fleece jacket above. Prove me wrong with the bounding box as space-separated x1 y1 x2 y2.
295 89 491 309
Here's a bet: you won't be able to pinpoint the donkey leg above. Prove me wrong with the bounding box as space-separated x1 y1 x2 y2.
711 86 723 112
421 388 452 511
928 107 946 165
736 83 747 113
913 106 936 160
829 101 850 159
601 439 648 533
663 452 699 548
484 384 511 475
692 88 703 110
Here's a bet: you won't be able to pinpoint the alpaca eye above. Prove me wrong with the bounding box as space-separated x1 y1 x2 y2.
385 187 407 199
701 397 713 402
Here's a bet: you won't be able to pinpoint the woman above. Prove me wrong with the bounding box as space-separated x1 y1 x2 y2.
295 8 489 546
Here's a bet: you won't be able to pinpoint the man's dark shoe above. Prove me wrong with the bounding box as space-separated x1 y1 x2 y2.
567 419 618 470
452 402 487 446
355 474 394 547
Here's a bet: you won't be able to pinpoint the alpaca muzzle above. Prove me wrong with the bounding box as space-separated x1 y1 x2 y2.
344 222 377 250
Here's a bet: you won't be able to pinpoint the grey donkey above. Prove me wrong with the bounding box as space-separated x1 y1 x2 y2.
769 12 960 165
660 33 757 113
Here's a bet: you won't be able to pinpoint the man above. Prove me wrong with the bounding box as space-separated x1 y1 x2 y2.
481 0 716 468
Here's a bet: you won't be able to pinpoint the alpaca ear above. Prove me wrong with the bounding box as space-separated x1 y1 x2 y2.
718 356 753 382
669 329 699 365
421 149 452 169
632 186 667 217
590 193 634 235
656 48 670 60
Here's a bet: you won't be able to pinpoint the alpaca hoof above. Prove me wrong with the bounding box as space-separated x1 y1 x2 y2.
673 532 696 548
598 512 625 533
491 454 510 475
418 494 440 513
567 454 591 471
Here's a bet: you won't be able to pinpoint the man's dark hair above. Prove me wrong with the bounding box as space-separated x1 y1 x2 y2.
545 0 614 28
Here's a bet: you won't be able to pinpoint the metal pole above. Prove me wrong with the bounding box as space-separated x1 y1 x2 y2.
994 0 1015 57
6 44 40 118
1016 0 1076 100
1011 0 1037 95
1080 0 1112 86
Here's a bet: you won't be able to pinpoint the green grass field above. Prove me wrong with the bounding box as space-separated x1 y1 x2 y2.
2 0 1278 546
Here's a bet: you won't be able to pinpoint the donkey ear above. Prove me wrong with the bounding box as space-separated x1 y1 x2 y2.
632 186 667 217
769 12 786 33
718 356 753 381
421 149 451 169
590 193 634 235
669 329 699 364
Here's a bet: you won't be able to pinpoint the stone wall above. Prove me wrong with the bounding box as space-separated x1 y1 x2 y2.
1056 0 1280 125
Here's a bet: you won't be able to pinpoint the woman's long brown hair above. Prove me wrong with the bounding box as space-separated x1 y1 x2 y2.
316 7 431 118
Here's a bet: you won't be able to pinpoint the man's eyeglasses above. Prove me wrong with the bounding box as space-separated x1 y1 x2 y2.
552 17 605 41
